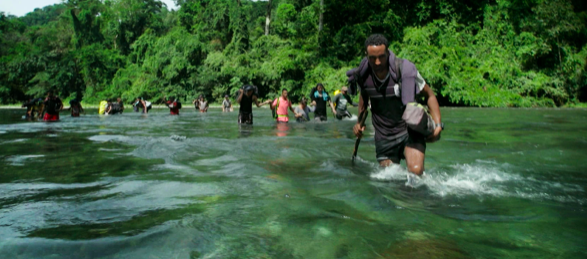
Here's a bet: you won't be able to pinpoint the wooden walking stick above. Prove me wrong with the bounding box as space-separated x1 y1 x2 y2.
352 109 369 162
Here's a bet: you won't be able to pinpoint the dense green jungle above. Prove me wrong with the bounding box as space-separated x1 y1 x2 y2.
1 0 587 107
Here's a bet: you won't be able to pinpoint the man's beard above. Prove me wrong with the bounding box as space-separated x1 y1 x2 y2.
372 64 387 73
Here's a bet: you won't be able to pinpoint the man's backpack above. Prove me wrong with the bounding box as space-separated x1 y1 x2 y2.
235 85 259 100
271 97 280 120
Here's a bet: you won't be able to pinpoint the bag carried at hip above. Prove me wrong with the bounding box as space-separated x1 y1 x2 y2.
402 102 438 137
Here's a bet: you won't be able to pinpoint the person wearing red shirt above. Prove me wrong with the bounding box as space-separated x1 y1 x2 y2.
165 96 182 115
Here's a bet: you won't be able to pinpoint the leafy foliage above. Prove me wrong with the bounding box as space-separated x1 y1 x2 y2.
0 0 586 106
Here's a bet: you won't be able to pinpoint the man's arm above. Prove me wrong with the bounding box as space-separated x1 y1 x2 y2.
253 96 259 107
237 90 244 104
329 100 336 115
289 101 300 116
141 100 147 113
353 92 369 138
419 84 442 141
254 96 269 107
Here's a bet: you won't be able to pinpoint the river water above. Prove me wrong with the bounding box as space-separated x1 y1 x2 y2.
0 107 586 259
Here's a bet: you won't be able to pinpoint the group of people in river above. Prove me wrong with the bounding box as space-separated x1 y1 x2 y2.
234 84 357 124
22 91 84 121
20 34 443 179
235 34 443 178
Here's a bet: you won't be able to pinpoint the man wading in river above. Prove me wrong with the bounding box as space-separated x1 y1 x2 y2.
41 91 63 122
351 34 442 177
236 85 271 124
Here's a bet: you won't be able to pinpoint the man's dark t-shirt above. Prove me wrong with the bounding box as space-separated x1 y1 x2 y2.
239 94 255 113
363 69 412 141
45 97 63 115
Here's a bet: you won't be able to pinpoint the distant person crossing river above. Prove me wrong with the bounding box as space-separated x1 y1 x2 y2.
236 85 271 124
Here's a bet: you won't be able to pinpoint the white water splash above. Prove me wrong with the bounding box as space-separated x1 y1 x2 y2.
6 155 45 166
0 139 27 145
343 114 358 121
370 163 586 204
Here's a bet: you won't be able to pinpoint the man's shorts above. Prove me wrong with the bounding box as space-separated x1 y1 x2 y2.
375 131 426 163
43 113 59 121
238 112 253 124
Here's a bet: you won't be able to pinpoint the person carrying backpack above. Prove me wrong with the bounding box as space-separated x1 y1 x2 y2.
236 85 271 124
69 96 84 117
196 96 209 113
349 34 442 177
332 86 358 120
22 98 42 119
271 89 300 123
106 98 124 115
222 95 232 112
41 91 63 122
164 96 182 115
134 97 152 113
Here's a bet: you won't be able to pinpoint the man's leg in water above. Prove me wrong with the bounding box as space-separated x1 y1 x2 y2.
404 146 425 176
379 148 424 176
377 133 425 176
379 159 393 167
376 136 405 167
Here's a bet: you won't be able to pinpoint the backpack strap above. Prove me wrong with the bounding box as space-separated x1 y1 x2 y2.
273 97 280 120
394 57 403 97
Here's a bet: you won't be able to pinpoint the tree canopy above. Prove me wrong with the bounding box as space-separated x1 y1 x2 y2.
1 0 586 107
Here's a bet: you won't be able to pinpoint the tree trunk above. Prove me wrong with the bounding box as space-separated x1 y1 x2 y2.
265 0 272 36
319 0 324 32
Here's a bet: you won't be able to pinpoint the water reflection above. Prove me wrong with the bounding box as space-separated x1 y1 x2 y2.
276 122 290 137
238 124 253 138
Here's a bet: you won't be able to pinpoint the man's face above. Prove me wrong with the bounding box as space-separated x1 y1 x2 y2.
117 98 121 102
246 90 253 97
282 90 288 98
366 45 388 73
342 90 347 95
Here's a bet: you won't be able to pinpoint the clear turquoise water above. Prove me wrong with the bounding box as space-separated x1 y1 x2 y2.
0 108 586 258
